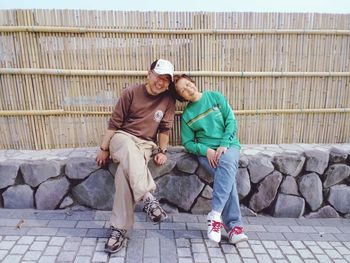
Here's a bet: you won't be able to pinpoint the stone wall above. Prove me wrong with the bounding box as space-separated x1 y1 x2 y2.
0 145 349 218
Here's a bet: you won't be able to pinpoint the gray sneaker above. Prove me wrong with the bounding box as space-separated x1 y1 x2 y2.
104 227 127 254
143 197 168 223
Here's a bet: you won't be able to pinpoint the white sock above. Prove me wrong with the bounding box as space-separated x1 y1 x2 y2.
209 210 221 220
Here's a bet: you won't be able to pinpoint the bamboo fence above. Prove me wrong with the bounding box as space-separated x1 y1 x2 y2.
0 10 349 149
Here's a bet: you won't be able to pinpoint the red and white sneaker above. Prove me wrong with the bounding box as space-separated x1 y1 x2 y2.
207 213 222 242
228 226 248 244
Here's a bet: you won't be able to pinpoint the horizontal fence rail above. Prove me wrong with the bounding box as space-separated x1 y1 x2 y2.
1 68 350 77
1 26 350 35
0 9 349 149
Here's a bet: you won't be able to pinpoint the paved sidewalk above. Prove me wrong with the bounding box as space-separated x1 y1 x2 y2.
0 209 349 263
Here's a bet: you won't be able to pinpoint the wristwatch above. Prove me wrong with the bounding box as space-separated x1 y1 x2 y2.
157 148 167 154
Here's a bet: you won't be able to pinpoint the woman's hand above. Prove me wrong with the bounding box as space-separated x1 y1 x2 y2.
206 148 218 168
154 152 167 165
96 150 110 167
215 146 227 162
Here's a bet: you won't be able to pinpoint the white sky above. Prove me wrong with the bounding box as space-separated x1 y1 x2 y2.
0 0 350 13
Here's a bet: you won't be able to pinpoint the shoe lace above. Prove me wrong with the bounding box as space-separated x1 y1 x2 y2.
209 220 222 233
144 198 162 215
229 226 243 236
109 227 125 240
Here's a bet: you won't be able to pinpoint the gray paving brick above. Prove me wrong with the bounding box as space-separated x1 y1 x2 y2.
126 237 143 263
77 246 95 256
0 250 7 261
256 254 273 263
35 236 50 241
146 229 174 239
317 241 333 249
94 211 111 221
4 236 20 241
283 232 312 241
193 253 210 263
160 222 186 230
134 222 160 230
324 249 343 259
309 233 338 241
109 258 125 263
47 220 77 228
65 211 96 220
0 227 28 236
81 237 97 246
298 249 315 259
30 241 47 251
74 256 92 263
286 254 304 263
85 228 108 238
335 245 350 254
191 243 206 253
160 239 177 263
175 230 203 239
63 241 81 251
49 237 66 246
267 248 284 259
226 253 243 262
314 254 333 263
179 258 193 263
257 232 286 241
2 254 22 263
290 225 318 233
262 241 278 249
144 257 160 263
186 223 207 231
26 227 58 236
176 238 191 247
38 255 56 263
57 251 76 261
211 258 226 263
279 245 297 255
264 225 291 233
76 220 105 228
173 214 199 223
245 225 266 232
10 244 29 254
178 247 192 257
330 241 343 246
0 240 16 250
58 227 88 237
92 251 108 262
144 238 159 258
43 246 61 256
23 250 42 260
247 217 274 225
250 244 267 253
335 234 350 242
238 248 255 258
208 247 224 258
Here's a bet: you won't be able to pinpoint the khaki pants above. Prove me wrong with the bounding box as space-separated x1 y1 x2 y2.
109 131 157 230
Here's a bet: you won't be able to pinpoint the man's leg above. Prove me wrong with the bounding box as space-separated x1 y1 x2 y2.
105 132 156 253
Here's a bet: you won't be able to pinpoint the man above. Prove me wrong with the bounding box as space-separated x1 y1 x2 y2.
96 59 176 254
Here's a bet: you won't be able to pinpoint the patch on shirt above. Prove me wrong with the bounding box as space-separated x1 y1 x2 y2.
154 110 164 122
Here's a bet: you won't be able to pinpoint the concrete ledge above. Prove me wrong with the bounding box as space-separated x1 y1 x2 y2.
0 144 349 218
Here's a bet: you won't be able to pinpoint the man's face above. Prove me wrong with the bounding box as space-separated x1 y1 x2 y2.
147 70 171 96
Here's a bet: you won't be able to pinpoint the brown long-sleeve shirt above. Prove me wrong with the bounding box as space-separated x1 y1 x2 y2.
108 84 176 142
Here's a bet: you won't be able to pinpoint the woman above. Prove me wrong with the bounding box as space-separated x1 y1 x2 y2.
174 74 248 244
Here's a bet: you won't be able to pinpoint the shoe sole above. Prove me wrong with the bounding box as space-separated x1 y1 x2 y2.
104 238 127 254
229 236 248 245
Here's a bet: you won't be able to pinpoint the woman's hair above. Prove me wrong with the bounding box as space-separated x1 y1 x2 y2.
172 74 196 102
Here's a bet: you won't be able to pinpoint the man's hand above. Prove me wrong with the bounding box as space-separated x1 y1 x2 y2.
96 150 109 167
154 152 167 165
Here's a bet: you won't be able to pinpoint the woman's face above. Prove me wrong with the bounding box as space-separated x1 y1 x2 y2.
175 77 197 101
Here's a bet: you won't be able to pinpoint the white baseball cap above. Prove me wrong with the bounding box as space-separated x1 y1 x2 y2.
153 59 174 81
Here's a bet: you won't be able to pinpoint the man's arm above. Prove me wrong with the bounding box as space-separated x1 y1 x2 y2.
153 132 169 165
96 129 116 167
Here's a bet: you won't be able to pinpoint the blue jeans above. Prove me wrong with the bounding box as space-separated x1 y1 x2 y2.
198 146 242 230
